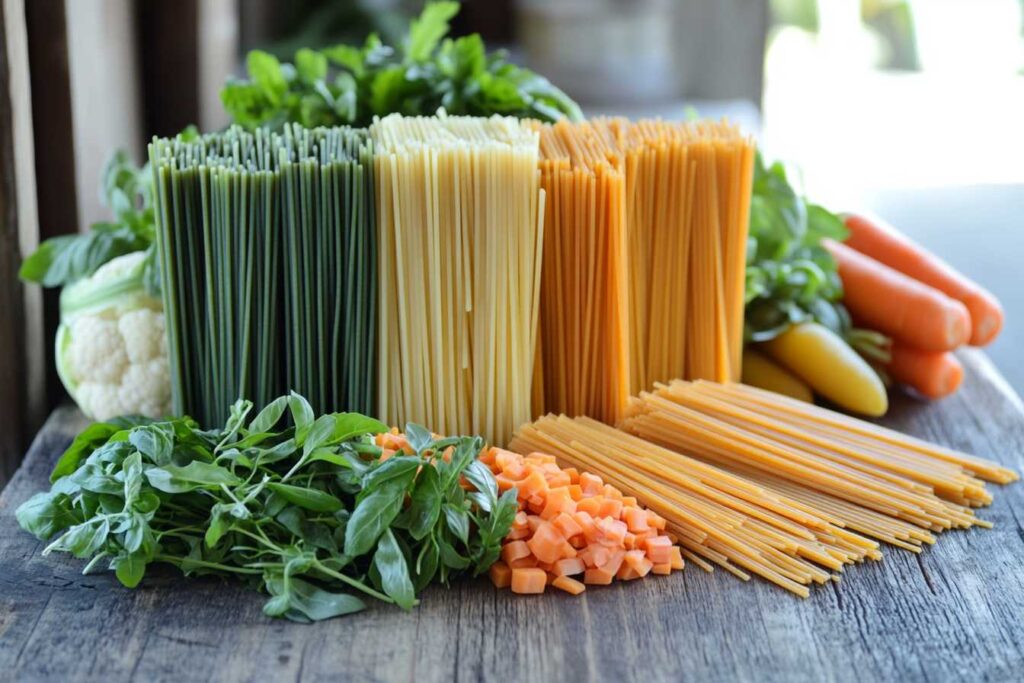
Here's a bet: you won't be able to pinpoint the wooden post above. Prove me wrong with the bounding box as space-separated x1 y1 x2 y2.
0 0 46 486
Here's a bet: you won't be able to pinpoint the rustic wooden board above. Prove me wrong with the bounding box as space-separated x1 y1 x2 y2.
1 349 1023 682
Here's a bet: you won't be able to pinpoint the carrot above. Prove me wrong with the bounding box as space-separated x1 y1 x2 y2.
488 562 512 588
886 343 964 400
824 239 970 351
510 568 548 594
485 446 682 597
552 576 586 595
843 213 1004 346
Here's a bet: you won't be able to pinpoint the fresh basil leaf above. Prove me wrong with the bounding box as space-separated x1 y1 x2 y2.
331 413 388 443
361 456 419 492
266 483 342 513
443 504 469 545
296 48 328 83
129 424 174 466
16 492 78 539
247 50 288 105
374 529 416 610
112 552 147 588
463 460 497 505
404 465 441 541
249 396 288 434
51 422 125 481
403 423 433 454
48 517 110 559
344 482 406 557
288 392 315 434
145 461 241 493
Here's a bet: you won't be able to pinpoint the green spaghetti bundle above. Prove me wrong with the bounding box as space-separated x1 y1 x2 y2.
150 125 376 424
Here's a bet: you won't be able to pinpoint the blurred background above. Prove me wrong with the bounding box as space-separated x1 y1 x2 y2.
2 0 1022 483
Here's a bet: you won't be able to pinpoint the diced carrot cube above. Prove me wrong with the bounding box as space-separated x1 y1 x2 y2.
568 484 583 501
597 498 623 519
511 568 547 594
669 546 685 570
569 535 586 549
562 467 579 484
649 513 667 530
597 518 628 545
479 448 498 467
624 508 649 533
553 512 584 538
545 471 572 489
527 522 566 564
501 540 531 564
554 557 586 576
495 475 518 493
536 561 555 573
598 549 626 576
624 550 653 577
506 527 530 541
623 532 637 550
489 561 512 587
509 555 538 569
552 575 586 595
495 450 520 470
602 485 623 501
652 563 672 576
622 496 638 507
527 452 557 464
519 470 548 498
576 497 602 516
512 511 529 530
504 461 528 480
584 567 615 585
527 515 543 533
616 565 641 581
644 536 673 565
580 473 604 496
540 487 573 520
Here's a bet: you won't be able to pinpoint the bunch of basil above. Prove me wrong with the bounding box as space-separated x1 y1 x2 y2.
220 1 583 131
16 392 517 622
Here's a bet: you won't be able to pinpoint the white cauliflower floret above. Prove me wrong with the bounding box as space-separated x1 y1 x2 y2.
118 308 165 363
56 252 172 421
69 316 128 384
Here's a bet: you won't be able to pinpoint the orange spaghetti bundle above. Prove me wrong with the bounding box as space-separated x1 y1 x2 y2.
532 119 754 424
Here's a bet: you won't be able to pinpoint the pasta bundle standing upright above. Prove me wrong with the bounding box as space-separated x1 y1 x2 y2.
533 118 755 423
371 114 546 445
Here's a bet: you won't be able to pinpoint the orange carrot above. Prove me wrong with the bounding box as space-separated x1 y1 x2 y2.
843 213 1004 346
510 568 548 594
824 239 970 351
552 576 586 595
887 343 964 400
483 446 682 597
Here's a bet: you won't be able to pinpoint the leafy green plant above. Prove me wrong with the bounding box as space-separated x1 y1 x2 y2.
20 127 198 294
16 392 518 622
221 1 583 131
744 153 889 362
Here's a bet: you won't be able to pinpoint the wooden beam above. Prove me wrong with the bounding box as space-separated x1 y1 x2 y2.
137 0 199 137
0 0 45 486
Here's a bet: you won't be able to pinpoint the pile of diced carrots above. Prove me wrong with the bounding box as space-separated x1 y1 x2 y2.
479 447 684 595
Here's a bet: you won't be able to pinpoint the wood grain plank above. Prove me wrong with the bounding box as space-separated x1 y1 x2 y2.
1 349 1023 682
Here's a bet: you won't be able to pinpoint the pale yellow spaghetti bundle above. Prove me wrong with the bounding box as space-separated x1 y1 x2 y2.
371 113 545 444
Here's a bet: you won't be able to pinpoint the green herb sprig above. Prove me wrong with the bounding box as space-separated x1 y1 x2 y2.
220 1 583 131
16 392 518 622
744 153 890 362
20 128 198 293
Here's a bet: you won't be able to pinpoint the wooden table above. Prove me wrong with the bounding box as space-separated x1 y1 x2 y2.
1 350 1023 682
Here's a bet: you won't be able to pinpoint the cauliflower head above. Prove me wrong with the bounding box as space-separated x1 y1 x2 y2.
56 252 172 420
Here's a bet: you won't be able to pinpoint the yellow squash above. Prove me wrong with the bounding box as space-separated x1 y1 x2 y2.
741 348 814 403
761 322 888 417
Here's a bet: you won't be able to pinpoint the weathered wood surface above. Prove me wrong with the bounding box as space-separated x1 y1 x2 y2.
1 349 1023 682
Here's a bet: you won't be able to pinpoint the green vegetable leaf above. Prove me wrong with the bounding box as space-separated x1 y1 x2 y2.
405 1 460 64
443 504 469 544
266 483 342 513
374 528 416 610
361 456 419 492
113 552 147 588
295 48 328 83
404 465 442 541
247 50 288 105
145 461 241 493
16 492 78 539
344 482 406 557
